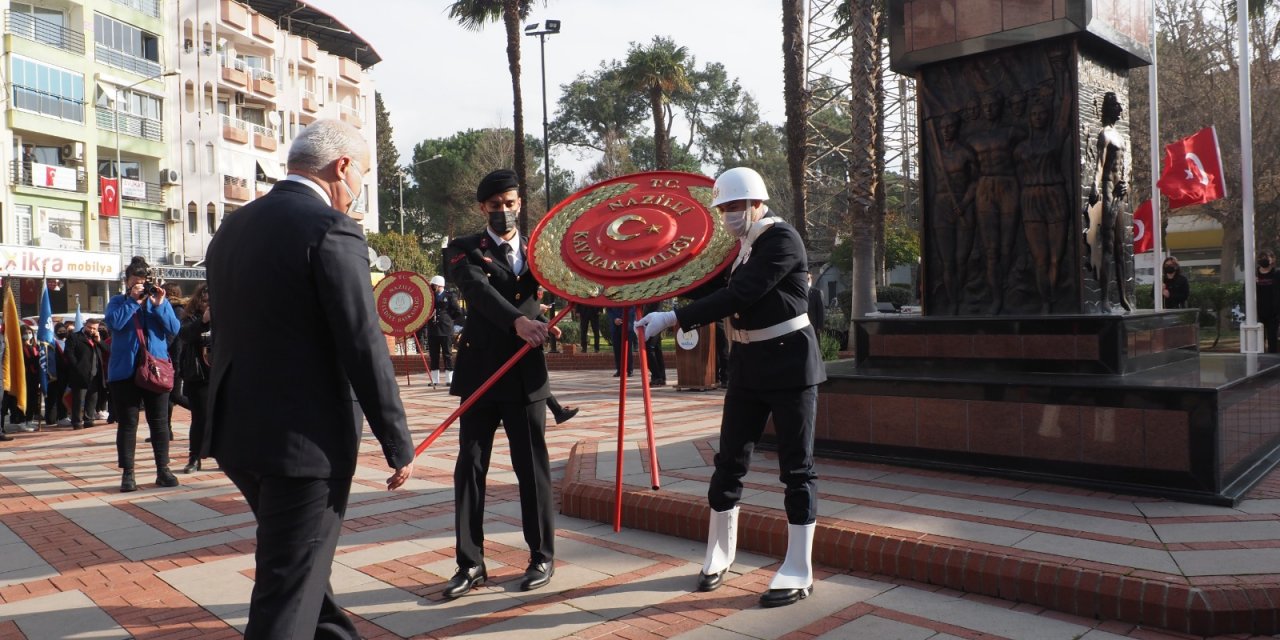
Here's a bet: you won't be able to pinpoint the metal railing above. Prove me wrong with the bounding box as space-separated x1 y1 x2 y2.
94 43 162 77
107 0 160 18
96 109 163 142
11 85 85 122
98 177 163 205
10 161 87 193
223 174 249 189
249 66 275 83
250 122 275 138
5 11 85 55
220 114 250 132
219 53 247 72
339 104 362 121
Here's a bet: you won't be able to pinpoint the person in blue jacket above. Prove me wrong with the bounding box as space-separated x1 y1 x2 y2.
106 256 181 493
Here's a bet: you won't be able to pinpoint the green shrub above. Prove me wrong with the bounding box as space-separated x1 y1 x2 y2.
819 331 842 361
877 285 911 308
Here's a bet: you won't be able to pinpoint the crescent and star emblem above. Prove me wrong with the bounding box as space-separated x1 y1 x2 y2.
1133 218 1146 241
1184 153 1210 185
606 214 660 241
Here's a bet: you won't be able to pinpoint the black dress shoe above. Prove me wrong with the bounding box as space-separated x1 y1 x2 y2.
121 470 137 493
553 407 580 425
519 560 554 591
442 565 487 598
156 468 180 488
759 585 813 608
697 568 726 592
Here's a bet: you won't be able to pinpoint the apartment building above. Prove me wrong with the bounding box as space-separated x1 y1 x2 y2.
1 0 377 313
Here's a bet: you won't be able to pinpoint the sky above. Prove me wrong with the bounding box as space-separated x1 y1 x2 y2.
303 0 790 180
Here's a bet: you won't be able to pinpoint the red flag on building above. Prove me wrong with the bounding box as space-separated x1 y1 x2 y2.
1132 199 1154 254
1156 126 1228 209
100 177 119 217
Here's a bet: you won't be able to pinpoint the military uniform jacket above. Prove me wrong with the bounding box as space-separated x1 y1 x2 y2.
675 217 826 390
426 290 464 337
445 230 550 403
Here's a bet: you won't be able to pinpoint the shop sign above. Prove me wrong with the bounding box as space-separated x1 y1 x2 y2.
0 245 121 280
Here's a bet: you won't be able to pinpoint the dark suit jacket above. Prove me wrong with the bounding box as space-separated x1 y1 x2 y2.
445 230 550 403
63 332 100 389
424 289 464 338
205 180 414 478
675 217 826 390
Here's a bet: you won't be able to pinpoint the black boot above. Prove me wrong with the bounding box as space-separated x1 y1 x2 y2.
156 467 179 488
121 470 137 493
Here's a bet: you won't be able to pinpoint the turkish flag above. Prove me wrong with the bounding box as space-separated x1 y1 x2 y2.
1156 126 1228 209
100 177 119 217
1133 199 1154 254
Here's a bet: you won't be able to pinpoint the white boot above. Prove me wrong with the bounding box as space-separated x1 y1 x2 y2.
697 506 738 591
430 370 440 386
445 369 454 384
761 522 815 607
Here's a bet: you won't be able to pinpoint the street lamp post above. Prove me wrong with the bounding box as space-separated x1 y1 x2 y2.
399 153 444 235
112 70 177 288
524 20 560 214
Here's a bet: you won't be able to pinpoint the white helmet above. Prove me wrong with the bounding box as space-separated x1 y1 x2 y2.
711 167 769 207
429 275 445 287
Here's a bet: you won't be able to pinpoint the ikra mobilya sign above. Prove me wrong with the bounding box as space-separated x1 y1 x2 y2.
0 246 122 280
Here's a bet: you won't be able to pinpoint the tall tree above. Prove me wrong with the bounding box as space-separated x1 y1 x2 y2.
620 36 692 170
550 61 648 169
782 0 810 245
374 92 400 234
447 0 533 234
848 0 881 320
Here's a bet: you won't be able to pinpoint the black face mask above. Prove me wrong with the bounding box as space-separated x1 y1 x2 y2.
1164 266 1176 275
1261 259 1273 268
55 331 67 339
488 210 519 235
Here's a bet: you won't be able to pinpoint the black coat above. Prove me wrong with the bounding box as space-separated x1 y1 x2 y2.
675 218 827 390
205 180 414 478
445 230 550 402
424 289 464 338
63 331 102 390
1163 273 1189 309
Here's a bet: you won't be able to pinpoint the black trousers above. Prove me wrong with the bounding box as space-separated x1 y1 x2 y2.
709 385 818 525
111 380 171 471
1263 315 1279 354
70 385 97 426
611 322 634 375
427 331 454 371
44 379 66 423
224 469 358 640
645 335 666 382
186 381 209 460
579 314 601 351
454 398 554 568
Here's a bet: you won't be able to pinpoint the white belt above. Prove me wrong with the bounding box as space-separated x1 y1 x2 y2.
728 314 810 344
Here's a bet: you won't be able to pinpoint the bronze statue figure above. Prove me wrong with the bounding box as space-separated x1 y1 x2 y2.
1085 91 1132 312
930 112 978 314
967 89 1026 314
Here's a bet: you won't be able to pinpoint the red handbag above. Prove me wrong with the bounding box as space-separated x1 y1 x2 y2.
133 313 174 393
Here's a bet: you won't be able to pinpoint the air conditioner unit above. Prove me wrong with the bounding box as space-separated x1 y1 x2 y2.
160 169 181 185
168 252 185 265
234 91 246 105
59 142 85 163
165 208 182 223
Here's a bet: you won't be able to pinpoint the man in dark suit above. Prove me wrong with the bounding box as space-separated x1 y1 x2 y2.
637 167 826 608
205 119 415 639
63 320 102 429
441 169 555 598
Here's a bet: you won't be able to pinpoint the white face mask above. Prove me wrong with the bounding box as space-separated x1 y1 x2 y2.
340 159 362 214
724 203 755 237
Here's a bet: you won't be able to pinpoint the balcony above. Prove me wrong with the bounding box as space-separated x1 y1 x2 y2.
301 89 319 113
5 11 85 56
251 13 276 43
250 67 276 97
221 114 249 144
338 58 361 83
10 161 87 193
339 104 362 128
256 180 272 197
252 123 277 151
223 174 251 201
300 38 317 63
96 110 163 142
220 0 248 30
95 43 162 77
12 85 84 123
99 177 163 206
219 53 247 87
107 0 160 18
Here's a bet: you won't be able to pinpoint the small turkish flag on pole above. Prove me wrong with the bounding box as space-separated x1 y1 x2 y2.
1133 199 1154 254
1156 126 1228 209
100 177 119 217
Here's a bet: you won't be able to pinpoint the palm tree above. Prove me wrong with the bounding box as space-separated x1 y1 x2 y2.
782 0 809 245
447 0 533 233
620 37 692 170
848 0 881 320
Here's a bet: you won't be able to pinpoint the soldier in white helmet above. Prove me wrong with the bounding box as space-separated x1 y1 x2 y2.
421 274 464 387
636 167 825 607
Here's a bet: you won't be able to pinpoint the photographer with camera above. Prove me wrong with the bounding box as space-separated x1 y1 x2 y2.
178 283 211 473
106 256 181 492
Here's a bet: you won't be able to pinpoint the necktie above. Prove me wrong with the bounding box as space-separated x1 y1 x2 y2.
503 243 516 271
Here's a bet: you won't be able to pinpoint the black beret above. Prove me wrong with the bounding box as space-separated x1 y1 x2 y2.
476 169 519 202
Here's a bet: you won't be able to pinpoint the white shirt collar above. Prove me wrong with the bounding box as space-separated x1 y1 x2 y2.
284 174 331 207
486 228 523 272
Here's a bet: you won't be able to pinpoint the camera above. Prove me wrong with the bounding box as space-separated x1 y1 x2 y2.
139 268 165 299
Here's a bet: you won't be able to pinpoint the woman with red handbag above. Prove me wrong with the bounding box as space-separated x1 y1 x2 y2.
105 256 181 493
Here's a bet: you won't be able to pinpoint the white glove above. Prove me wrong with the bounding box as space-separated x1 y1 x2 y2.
635 310 677 337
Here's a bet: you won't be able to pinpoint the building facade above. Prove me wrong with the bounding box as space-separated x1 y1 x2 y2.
1 0 378 314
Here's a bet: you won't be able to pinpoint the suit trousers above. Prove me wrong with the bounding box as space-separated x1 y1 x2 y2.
427 332 454 371
70 385 97 426
224 469 358 640
111 380 171 471
579 314 601 351
709 384 818 525
454 398 554 568
44 379 66 423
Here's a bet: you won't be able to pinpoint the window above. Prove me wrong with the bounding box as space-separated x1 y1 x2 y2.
98 159 141 180
14 205 33 246
203 82 214 113
185 141 196 173
93 13 160 76
188 203 199 234
112 218 165 264
44 207 84 250
240 107 265 126
204 143 214 175
23 145 62 165
184 80 195 113
10 3 69 50
10 55 84 122
183 20 193 53
206 203 217 233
